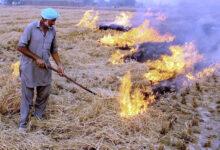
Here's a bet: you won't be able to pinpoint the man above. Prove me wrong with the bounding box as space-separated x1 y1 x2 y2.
17 8 64 129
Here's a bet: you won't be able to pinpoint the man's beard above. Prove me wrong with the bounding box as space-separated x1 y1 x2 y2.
44 20 52 29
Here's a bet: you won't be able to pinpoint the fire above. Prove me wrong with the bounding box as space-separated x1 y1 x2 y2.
144 43 203 85
112 12 133 27
196 67 216 79
76 9 99 29
109 48 138 65
119 71 155 118
109 50 125 65
11 61 20 80
185 73 195 81
186 65 218 82
100 20 174 48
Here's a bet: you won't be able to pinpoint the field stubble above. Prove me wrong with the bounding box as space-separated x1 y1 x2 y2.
0 6 219 150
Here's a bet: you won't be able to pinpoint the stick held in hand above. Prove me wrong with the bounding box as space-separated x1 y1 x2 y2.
48 66 97 95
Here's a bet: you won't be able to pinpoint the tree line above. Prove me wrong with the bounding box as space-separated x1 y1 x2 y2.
2 0 136 6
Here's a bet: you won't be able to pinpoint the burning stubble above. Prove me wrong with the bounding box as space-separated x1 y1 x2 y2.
76 9 99 29
0 4 220 150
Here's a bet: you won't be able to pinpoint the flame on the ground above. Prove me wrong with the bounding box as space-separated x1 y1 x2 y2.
11 61 20 80
144 43 203 85
109 48 138 65
119 71 155 118
186 64 219 81
185 73 195 81
100 20 174 48
109 50 125 65
76 9 99 29
196 67 215 78
112 12 133 27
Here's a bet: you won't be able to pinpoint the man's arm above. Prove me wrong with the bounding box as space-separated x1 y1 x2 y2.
52 51 64 75
17 46 47 68
17 23 47 68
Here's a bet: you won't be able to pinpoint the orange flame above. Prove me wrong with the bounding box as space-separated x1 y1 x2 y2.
186 64 218 82
118 43 205 118
185 72 195 81
100 20 174 48
112 12 133 27
76 9 99 29
119 71 155 118
144 43 203 84
109 48 138 65
109 50 125 65
11 61 20 80
196 67 216 79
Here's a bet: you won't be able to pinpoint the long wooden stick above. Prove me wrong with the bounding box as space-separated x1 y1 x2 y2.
48 66 97 95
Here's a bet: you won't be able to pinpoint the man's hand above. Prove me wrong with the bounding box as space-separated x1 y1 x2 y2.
51 52 64 76
36 58 47 68
57 64 64 76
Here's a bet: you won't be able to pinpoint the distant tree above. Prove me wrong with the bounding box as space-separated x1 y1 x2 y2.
3 0 12 4
119 0 136 6
94 0 106 6
109 0 117 6
3 0 21 5
109 0 136 7
83 0 94 6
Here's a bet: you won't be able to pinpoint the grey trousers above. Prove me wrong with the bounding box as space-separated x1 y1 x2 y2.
19 80 51 128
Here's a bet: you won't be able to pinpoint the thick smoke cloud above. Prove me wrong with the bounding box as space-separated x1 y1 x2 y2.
135 0 220 64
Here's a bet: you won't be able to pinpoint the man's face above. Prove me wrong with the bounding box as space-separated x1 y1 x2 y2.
44 19 56 29
48 19 56 26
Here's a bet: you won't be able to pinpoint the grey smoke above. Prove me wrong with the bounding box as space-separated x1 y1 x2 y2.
134 0 220 64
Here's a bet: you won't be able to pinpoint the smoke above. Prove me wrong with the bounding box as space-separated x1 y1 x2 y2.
98 0 220 64
133 0 220 65
175 0 219 63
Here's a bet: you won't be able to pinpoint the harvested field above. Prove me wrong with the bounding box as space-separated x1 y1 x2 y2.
0 6 219 150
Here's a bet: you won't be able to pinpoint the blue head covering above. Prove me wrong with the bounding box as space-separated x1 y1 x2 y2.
41 8 60 20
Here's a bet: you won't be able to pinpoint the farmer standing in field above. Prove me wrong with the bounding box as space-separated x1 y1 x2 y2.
17 8 64 129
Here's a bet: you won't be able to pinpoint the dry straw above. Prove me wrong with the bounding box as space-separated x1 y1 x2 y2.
0 6 219 150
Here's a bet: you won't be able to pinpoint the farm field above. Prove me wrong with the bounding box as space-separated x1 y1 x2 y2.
0 6 219 150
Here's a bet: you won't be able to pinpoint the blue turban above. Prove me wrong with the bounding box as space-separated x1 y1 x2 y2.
41 8 60 20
